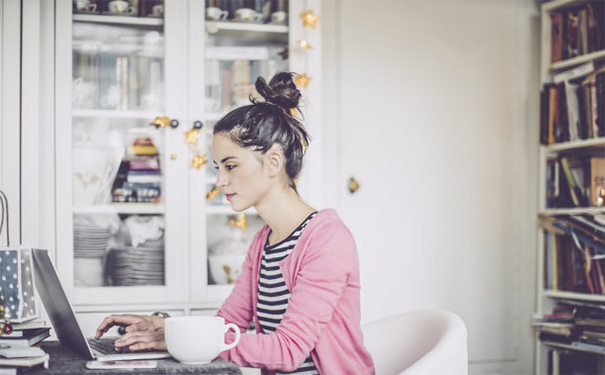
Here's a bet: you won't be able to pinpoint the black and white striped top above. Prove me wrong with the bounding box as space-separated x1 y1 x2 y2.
257 212 319 375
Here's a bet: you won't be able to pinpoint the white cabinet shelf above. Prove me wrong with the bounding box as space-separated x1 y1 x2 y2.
543 290 605 303
541 137 605 152
73 204 165 215
73 13 164 26
206 20 288 34
72 109 160 120
550 50 605 71
540 207 605 216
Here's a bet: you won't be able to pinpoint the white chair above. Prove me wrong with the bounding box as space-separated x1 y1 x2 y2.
362 309 468 375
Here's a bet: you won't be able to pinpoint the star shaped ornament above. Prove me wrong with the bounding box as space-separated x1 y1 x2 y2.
294 74 311 88
301 10 319 27
191 154 208 169
184 128 201 144
297 39 312 49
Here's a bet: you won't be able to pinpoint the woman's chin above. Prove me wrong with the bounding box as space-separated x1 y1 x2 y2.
229 202 251 213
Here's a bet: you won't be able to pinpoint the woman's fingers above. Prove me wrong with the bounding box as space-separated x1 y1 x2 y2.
95 314 147 339
114 331 167 351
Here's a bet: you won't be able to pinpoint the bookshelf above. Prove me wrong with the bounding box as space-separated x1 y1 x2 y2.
535 0 605 373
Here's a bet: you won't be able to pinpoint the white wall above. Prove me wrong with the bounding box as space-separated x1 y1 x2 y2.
321 1 540 373
1 0 22 247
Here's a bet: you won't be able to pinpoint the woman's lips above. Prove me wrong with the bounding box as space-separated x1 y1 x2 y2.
225 193 235 201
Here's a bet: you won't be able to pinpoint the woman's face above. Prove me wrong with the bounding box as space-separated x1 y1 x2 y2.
212 132 269 212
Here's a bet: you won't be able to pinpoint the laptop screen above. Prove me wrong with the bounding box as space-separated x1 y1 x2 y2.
31 249 95 359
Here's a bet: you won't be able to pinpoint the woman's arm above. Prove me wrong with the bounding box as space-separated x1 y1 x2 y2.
220 221 357 371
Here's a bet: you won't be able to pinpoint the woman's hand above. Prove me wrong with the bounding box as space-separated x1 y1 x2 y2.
95 314 167 351
114 329 167 351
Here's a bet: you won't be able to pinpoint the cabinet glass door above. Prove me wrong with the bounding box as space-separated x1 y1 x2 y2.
58 0 188 305
201 3 289 291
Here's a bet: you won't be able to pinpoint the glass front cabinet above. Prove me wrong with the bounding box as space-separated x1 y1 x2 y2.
55 0 316 334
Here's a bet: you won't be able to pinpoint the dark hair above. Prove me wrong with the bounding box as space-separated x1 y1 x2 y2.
213 72 310 190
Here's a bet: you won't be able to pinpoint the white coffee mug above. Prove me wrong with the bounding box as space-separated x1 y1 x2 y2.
76 0 97 13
271 10 286 24
206 7 228 20
108 0 134 14
165 316 241 364
235 8 262 22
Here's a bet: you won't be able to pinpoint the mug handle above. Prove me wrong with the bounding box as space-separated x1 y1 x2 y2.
89 4 97 12
219 10 229 20
222 323 241 351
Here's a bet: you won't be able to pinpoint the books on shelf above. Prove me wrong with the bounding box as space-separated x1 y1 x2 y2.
112 133 162 204
540 214 605 295
535 300 605 360
545 155 604 209
540 66 605 145
550 1 604 63
590 157 605 206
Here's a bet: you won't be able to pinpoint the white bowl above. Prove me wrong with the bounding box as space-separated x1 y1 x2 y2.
208 254 246 284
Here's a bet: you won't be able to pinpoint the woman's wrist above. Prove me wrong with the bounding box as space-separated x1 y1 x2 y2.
150 311 170 331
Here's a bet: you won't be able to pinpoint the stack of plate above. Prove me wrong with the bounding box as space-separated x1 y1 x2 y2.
106 245 165 286
74 258 105 287
73 220 112 258
73 219 112 287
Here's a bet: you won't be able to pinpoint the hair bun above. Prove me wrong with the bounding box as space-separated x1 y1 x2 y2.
255 72 301 110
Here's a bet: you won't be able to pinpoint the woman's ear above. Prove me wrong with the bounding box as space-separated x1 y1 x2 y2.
265 145 285 178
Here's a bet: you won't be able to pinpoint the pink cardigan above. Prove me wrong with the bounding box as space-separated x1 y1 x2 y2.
217 209 375 375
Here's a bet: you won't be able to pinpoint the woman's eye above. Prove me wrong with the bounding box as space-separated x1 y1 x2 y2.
226 165 235 171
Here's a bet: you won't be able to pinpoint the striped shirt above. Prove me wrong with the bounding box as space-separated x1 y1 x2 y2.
257 212 319 375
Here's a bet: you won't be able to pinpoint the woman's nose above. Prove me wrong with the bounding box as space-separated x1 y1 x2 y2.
216 169 228 187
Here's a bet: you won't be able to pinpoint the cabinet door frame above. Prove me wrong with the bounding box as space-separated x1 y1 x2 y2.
54 0 191 305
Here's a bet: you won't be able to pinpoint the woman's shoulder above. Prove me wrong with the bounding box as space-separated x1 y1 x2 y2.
308 208 348 230
304 209 355 245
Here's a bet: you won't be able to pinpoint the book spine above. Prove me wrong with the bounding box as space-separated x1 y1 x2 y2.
590 157 605 207
596 71 604 137
560 157 581 207
551 10 563 62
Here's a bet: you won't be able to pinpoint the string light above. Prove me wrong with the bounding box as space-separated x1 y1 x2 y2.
296 1 318 88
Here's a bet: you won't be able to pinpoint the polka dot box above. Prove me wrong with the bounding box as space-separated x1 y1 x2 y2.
0 248 37 322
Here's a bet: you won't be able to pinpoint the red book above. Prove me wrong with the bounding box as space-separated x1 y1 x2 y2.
551 11 564 62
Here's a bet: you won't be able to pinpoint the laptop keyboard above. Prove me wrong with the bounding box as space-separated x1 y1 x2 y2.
88 337 136 355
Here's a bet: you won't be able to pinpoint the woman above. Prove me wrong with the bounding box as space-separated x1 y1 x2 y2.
95 72 375 375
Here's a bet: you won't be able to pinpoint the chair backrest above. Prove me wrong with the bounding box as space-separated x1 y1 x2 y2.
362 309 468 375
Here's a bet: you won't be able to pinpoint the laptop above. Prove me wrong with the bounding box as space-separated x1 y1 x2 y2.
31 248 172 361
